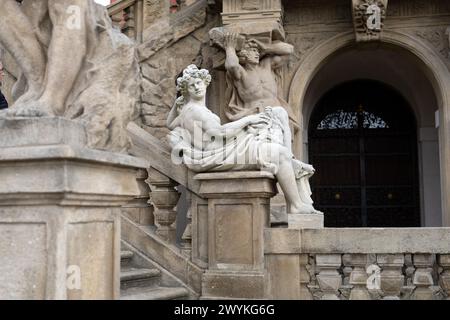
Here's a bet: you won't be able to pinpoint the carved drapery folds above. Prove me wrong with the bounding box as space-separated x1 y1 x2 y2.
352 0 388 42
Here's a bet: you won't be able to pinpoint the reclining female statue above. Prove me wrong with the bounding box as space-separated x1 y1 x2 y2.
167 64 320 215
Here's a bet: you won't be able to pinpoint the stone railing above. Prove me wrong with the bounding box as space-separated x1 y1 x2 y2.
265 228 450 300
127 123 450 300
127 123 278 298
126 123 196 250
108 0 144 42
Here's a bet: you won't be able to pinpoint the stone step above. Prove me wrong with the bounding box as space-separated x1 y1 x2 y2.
120 267 161 289
120 287 189 300
120 250 134 265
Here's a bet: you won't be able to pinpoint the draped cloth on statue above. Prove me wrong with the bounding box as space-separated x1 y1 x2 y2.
168 106 286 174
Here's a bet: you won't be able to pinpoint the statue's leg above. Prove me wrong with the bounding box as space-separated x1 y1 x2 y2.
271 106 293 155
38 0 88 115
0 0 46 105
258 143 311 214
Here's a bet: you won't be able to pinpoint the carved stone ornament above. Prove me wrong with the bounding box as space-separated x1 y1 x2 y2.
352 0 388 42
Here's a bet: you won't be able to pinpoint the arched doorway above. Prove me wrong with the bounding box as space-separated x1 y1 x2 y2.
308 80 420 227
288 31 450 226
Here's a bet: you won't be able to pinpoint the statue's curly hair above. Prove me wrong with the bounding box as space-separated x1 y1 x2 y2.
175 64 211 108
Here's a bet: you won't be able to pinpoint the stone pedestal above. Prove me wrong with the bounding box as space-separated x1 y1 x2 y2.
195 171 277 299
288 213 324 229
0 117 147 299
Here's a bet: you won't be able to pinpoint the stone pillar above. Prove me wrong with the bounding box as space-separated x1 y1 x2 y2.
0 118 147 299
146 167 180 244
195 171 277 299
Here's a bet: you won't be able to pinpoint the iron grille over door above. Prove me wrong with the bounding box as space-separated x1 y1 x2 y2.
308 80 420 227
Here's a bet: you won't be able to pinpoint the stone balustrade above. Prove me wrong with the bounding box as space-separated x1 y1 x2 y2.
265 228 450 300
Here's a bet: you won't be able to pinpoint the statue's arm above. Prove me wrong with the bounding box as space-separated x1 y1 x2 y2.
167 101 181 130
203 113 269 138
224 33 245 80
251 39 294 57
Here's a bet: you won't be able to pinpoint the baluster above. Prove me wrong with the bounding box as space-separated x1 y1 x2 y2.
146 167 180 243
180 190 193 257
438 254 450 300
124 5 136 39
348 254 371 300
122 168 154 225
316 254 342 300
411 254 435 300
377 254 404 300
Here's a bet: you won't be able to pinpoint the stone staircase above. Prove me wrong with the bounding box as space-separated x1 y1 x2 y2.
120 249 189 300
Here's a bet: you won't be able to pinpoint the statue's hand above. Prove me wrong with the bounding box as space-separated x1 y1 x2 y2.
247 113 271 127
224 32 239 49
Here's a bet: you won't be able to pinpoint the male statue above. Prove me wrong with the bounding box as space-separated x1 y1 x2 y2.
223 32 296 127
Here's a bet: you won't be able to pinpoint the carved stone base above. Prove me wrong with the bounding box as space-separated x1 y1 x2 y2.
195 171 277 299
0 117 147 299
202 271 265 300
288 213 324 229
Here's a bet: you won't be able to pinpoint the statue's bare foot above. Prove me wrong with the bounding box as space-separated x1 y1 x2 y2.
6 100 54 118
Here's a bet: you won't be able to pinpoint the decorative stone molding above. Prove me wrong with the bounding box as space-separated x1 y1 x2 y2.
352 0 388 42
146 167 180 243
415 26 450 60
222 0 283 26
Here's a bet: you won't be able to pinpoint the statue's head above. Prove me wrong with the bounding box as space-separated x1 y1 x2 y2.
176 65 212 106
238 41 260 65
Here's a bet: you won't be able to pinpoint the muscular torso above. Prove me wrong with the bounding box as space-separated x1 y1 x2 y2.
235 59 282 109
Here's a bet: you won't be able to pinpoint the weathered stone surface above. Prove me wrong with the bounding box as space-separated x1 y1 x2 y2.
265 254 301 299
288 213 324 229
0 117 86 148
202 271 265 299
301 228 450 254
121 215 204 294
0 118 147 299
0 1 140 152
264 228 301 254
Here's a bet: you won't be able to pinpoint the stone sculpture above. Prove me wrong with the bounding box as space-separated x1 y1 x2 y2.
167 64 320 214
0 0 139 152
222 32 296 123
